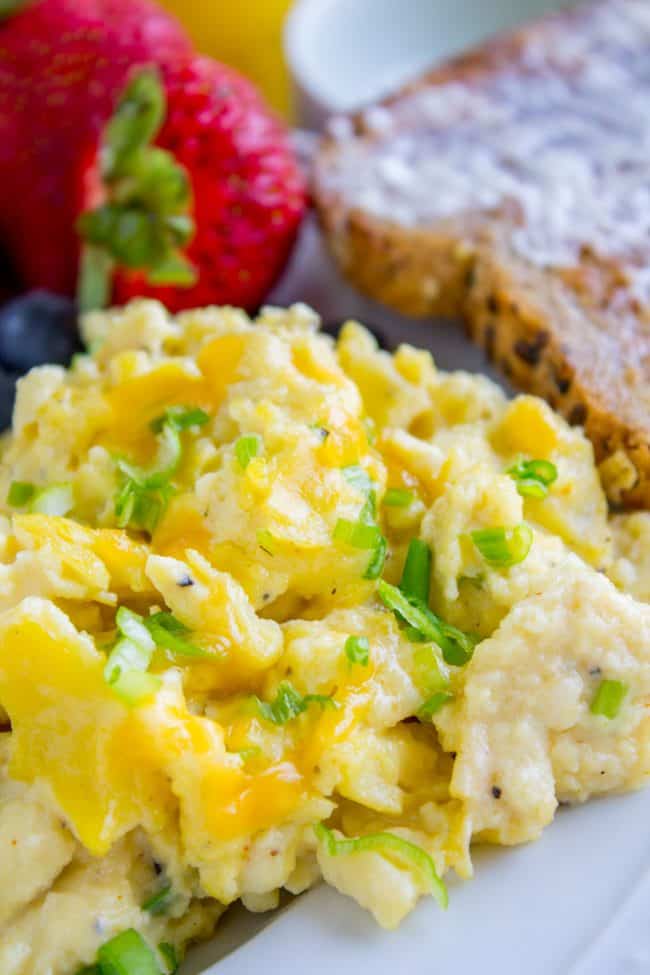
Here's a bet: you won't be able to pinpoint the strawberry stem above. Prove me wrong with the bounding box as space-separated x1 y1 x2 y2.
76 68 196 312
77 246 114 315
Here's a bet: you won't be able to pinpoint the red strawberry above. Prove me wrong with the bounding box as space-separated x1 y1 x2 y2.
0 0 306 313
0 0 193 295
112 57 306 312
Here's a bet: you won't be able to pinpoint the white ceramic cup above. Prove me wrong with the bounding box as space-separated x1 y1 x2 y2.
285 0 576 129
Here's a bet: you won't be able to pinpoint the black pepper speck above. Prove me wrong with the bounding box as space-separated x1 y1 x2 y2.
492 786 502 799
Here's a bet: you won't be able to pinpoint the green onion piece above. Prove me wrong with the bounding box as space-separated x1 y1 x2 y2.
96 929 161 975
363 416 377 445
377 579 477 666
335 471 386 577
116 606 155 653
418 691 453 720
236 746 262 762
471 524 533 567
7 481 35 507
383 488 414 508
104 606 205 703
144 611 208 658
150 405 209 434
358 491 377 523
115 478 174 535
345 635 370 667
158 943 179 975
142 882 174 916
235 434 262 470
590 679 628 719
108 669 161 707
506 458 557 484
333 518 382 550
30 483 74 516
314 822 448 910
255 682 337 725
114 405 207 534
363 533 387 580
76 966 101 975
399 539 432 604
148 423 182 483
507 458 558 499
104 636 154 686
412 644 450 696
342 465 373 495
514 478 548 500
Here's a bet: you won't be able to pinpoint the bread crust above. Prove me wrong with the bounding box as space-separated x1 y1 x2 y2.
313 0 650 508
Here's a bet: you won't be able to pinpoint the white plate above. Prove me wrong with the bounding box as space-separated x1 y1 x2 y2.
177 218 650 975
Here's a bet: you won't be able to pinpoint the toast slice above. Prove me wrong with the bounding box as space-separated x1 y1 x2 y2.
313 0 650 508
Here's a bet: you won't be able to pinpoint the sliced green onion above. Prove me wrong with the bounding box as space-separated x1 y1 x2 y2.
333 518 382 550
418 691 453 720
144 611 207 658
342 465 373 495
358 491 377 523
507 458 558 500
158 943 179 975
590 679 628 719
30 483 74 516
236 746 262 762
104 636 154 686
377 579 477 666
235 434 262 470
7 481 35 507
363 533 387 580
336 470 386 579
104 607 206 702
116 606 155 653
114 405 207 534
345 635 370 667
96 928 161 975
314 822 447 910
471 524 533 567
412 644 450 696
108 669 161 706
255 682 337 725
142 882 174 916
362 416 377 445
383 488 414 508
115 479 174 535
511 458 558 484
399 539 431 604
147 422 182 483
514 478 548 500
150 405 209 434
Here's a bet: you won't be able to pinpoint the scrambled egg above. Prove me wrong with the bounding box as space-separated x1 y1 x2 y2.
0 301 648 973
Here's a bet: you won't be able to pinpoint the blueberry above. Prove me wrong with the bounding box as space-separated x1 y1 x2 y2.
0 290 81 373
0 368 18 432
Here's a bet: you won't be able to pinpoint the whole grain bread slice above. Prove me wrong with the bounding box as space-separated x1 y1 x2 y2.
313 0 650 508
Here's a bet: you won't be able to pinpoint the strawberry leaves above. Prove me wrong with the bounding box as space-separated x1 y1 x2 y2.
76 68 196 312
0 0 29 22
